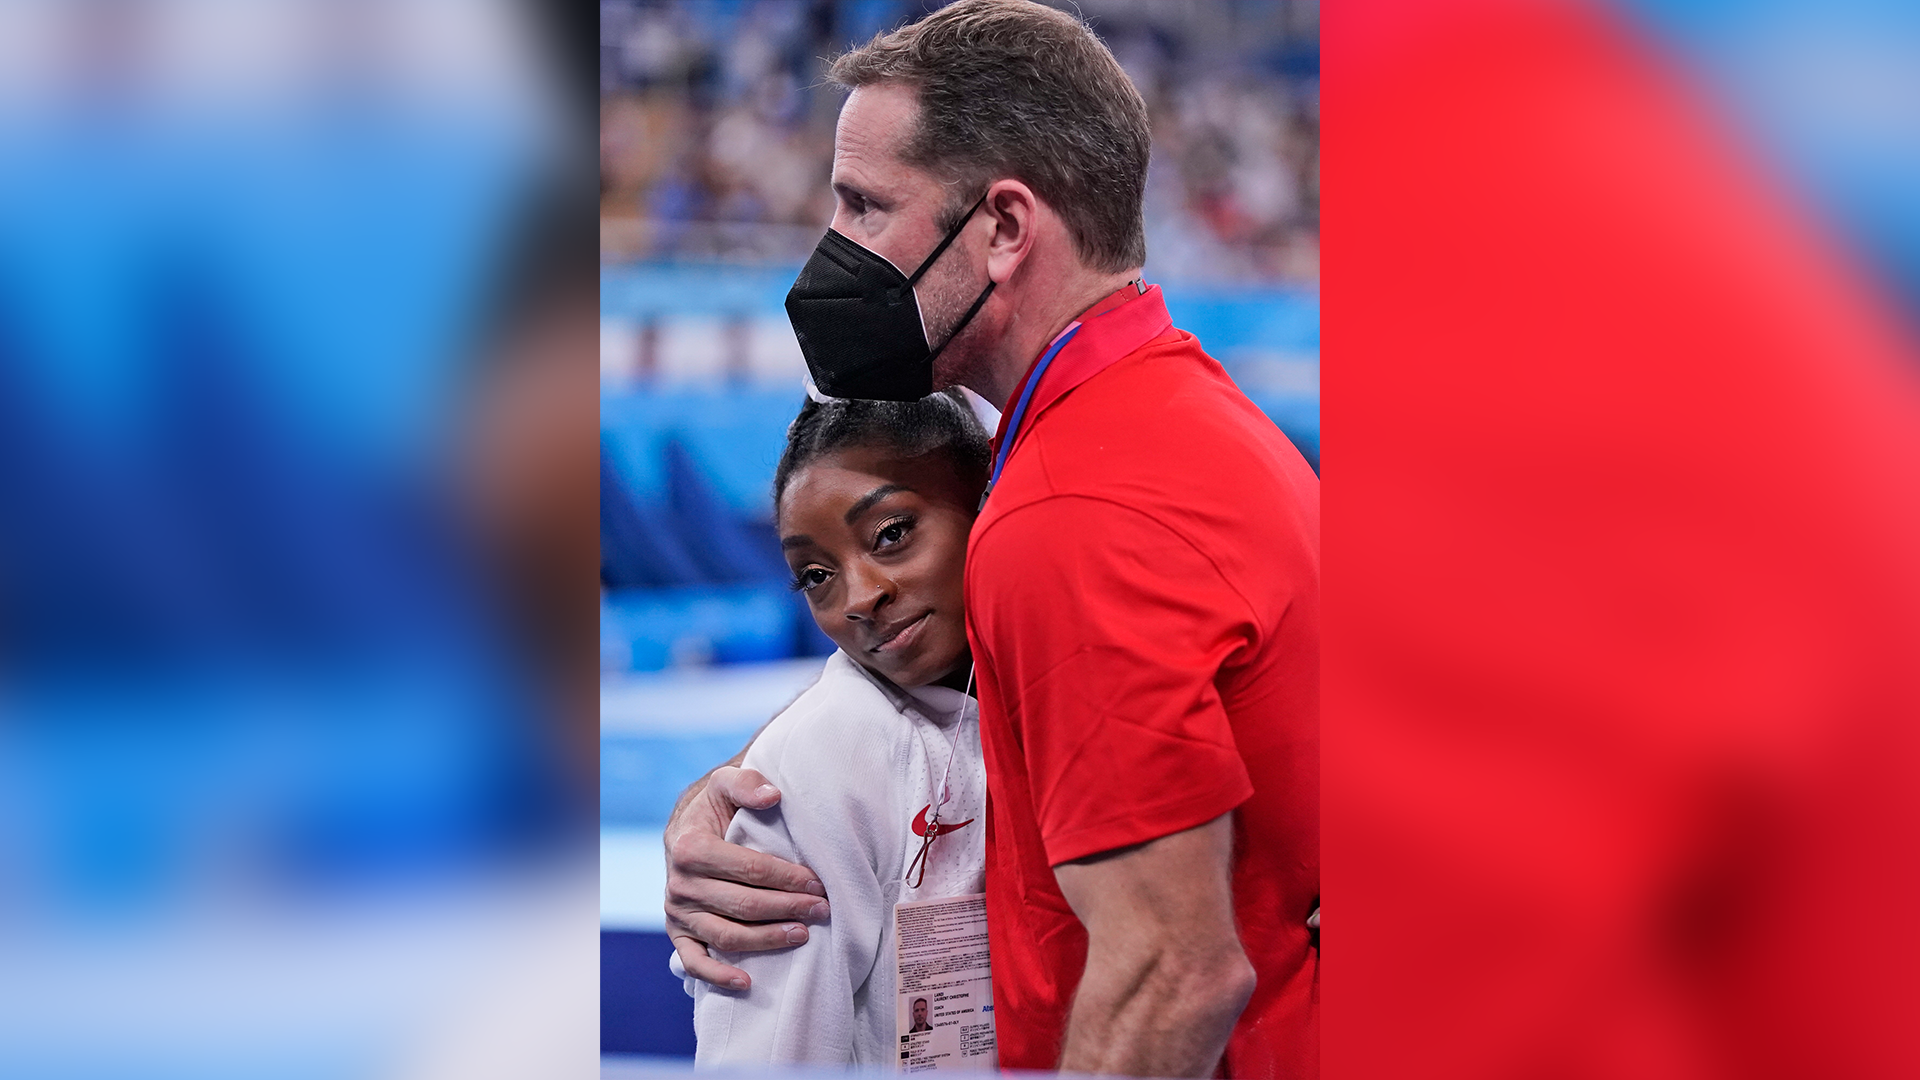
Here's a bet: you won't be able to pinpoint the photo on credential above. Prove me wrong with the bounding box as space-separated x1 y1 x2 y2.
598 1 1318 1075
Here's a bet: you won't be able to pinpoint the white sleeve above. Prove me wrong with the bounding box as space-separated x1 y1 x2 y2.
690 712 901 1066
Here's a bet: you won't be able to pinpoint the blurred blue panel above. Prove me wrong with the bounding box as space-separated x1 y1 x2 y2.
601 263 1321 358
602 585 805 671
663 440 789 583
1161 287 1321 355
600 263 798 320
602 734 762 827
601 388 802 517
1243 393 1321 473
603 929 695 1058
602 444 706 588
675 413 797 521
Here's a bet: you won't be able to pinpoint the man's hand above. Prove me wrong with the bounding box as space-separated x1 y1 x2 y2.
1053 813 1256 1076
664 765 829 990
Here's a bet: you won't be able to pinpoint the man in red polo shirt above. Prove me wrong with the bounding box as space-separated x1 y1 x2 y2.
961 276 1319 1075
664 2 1318 1074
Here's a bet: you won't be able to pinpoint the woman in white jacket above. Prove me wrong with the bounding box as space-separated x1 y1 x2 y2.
681 389 994 1067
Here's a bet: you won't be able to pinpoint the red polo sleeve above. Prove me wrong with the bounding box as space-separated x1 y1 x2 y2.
968 494 1257 865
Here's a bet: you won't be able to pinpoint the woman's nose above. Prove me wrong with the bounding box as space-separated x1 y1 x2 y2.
841 564 892 622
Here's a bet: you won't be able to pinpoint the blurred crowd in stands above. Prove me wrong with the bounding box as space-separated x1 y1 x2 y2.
600 0 1319 282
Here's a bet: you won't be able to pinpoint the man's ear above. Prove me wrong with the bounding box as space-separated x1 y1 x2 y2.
982 179 1039 285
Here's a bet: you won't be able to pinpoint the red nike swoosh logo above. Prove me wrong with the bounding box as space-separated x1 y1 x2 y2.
912 804 975 838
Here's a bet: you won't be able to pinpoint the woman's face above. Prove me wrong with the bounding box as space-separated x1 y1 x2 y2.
777 444 978 689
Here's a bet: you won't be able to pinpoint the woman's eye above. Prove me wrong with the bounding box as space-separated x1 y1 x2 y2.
876 520 913 548
790 567 832 593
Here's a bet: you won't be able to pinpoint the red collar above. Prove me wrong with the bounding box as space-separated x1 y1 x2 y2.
990 283 1174 457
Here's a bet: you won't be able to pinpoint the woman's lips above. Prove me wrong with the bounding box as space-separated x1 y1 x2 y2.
871 611 932 654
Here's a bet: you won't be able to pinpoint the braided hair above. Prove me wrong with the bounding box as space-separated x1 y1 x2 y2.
773 388 992 512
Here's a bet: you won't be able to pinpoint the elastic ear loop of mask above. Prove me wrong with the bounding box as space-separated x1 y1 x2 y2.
898 191 997 368
902 190 992 291
905 663 977 889
924 281 996 368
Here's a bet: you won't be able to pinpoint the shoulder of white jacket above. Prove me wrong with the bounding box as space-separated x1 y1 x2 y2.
743 651 913 774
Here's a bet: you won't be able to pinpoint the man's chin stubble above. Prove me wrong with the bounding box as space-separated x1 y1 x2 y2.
931 325 993 396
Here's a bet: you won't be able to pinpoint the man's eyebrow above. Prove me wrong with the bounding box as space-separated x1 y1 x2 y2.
780 534 814 551
845 484 910 525
833 180 884 209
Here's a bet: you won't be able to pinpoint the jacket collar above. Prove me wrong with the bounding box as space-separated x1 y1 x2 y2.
990 282 1174 458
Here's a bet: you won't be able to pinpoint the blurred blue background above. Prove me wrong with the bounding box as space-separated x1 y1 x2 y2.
597 0 1320 1062
0 1 601 1077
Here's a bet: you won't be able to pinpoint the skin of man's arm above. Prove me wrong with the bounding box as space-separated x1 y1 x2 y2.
1053 812 1257 1076
663 731 830 990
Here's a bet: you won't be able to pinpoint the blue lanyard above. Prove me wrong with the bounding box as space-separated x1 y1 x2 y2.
981 324 1081 509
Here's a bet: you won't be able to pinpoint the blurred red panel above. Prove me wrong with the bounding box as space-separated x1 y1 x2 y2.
1325 0 1920 1076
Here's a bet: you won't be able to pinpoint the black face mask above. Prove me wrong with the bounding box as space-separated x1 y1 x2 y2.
784 192 995 401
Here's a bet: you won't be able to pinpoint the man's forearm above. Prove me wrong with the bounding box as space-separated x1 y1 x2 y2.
1051 814 1255 1076
1058 940 1255 1075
